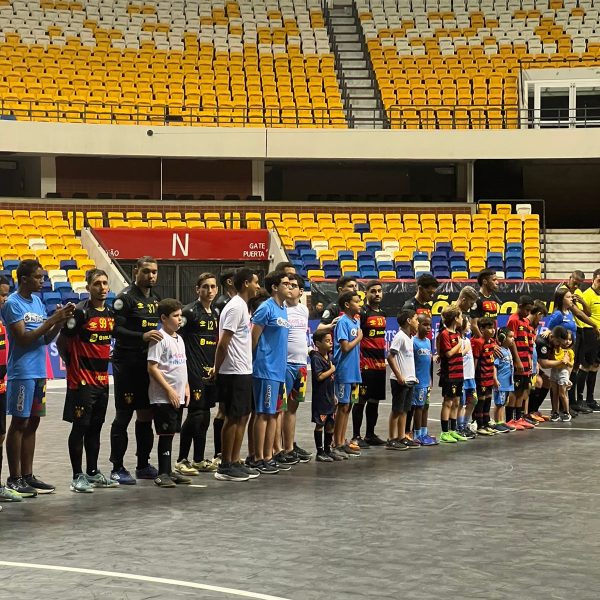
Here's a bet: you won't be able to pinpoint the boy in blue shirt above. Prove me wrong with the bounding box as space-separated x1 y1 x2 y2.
412 314 437 445
333 291 363 457
493 327 515 433
251 271 290 474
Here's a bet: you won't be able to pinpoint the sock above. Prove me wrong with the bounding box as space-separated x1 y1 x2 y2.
577 369 588 403
178 416 194 462
449 418 457 431
506 406 514 421
324 431 333 452
457 415 464 429
586 371 597 404
351 402 365 439
422 426 428 436
482 399 492 425
158 435 172 475
441 419 449 433
68 425 84 479
365 402 379 438
213 417 224 457
135 420 154 470
314 429 323 451
515 407 523 420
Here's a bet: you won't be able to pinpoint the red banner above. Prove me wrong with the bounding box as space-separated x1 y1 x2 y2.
93 228 270 261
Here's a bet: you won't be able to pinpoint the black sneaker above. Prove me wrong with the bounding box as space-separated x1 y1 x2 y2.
561 412 572 422
280 451 300 465
293 443 313 461
273 453 293 471
399 437 420 449
256 460 279 475
169 471 192 485
587 401 600 412
352 436 370 449
214 462 249 482
550 412 561 422
154 473 176 488
574 403 593 414
316 450 333 462
385 439 407 451
364 434 386 446
24 474 55 494
7 477 37 498
233 463 260 479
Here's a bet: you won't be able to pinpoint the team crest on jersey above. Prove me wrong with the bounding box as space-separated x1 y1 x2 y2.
193 390 201 401
276 317 290 328
66 317 77 329
113 298 124 311
124 393 134 405
74 406 84 419
322 310 330 320
350 328 358 336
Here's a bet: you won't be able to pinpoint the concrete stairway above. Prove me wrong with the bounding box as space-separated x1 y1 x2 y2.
325 0 387 128
544 229 600 279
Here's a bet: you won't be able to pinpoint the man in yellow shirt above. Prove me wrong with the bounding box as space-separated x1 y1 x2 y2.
581 269 600 411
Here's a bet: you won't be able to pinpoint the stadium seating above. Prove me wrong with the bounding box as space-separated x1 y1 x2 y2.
0 0 346 127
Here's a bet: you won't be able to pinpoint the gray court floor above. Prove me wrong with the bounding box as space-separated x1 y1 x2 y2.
2 379 600 600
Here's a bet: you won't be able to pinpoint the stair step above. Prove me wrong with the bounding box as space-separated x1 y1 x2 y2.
334 33 361 42
338 50 365 59
330 16 355 25
545 234 600 244
341 69 370 78
340 61 368 70
546 228 599 234
349 99 379 109
344 78 374 89
337 42 363 51
346 88 377 98
331 25 358 34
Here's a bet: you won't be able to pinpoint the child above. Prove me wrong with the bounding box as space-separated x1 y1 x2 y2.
332 291 363 456
526 300 549 423
387 309 420 450
412 313 437 445
457 317 477 439
438 306 467 443
147 298 191 488
310 330 339 462
552 331 575 422
493 328 515 433
471 317 498 436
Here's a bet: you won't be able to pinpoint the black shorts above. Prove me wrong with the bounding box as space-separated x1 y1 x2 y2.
217 373 253 419
153 403 183 435
513 374 531 393
359 370 386 403
390 380 412 414
62 386 109 427
476 384 493 400
0 391 5 436
188 383 218 412
578 328 599 367
441 378 464 399
113 356 150 411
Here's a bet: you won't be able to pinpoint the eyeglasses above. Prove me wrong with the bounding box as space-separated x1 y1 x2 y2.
287 283 299 289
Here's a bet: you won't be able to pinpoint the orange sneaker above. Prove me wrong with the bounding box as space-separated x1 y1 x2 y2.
506 419 525 431
529 412 545 423
515 418 535 430
346 439 360 451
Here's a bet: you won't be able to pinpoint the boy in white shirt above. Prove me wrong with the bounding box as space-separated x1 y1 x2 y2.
457 318 477 439
147 299 190 488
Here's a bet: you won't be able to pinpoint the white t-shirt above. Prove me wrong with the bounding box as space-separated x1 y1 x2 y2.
147 329 188 405
218 294 252 375
389 329 417 383
285 302 309 364
462 338 475 380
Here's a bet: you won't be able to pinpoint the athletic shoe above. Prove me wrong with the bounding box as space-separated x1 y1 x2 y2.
234 464 260 479
0 485 22 502
110 467 136 485
24 474 55 494
385 439 407 451
273 454 292 471
574 403 593 414
213 454 222 467
420 434 439 445
364 434 386 446
70 473 94 493
476 426 494 436
468 421 479 433
278 451 300 465
504 422 516 431
256 460 279 474
461 428 477 439
352 437 370 449
135 464 158 480
316 450 333 462
345 439 361 452
537 412 551 421
528 412 546 423
515 418 535 430
404 432 415 441
6 477 37 498
293 443 313 461
439 432 457 443
174 459 199 476
561 412 572 422
506 419 525 430
341 443 361 456
399 437 421 448
327 448 347 460
587 401 600 412
86 472 119 488
214 463 249 482
494 423 511 433
168 471 191 485
192 459 217 473
522 416 538 426
154 473 176 488
449 430 468 442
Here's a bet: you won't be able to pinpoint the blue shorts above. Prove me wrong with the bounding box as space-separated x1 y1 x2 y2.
494 390 511 406
285 363 307 404
6 379 47 418
461 379 478 406
253 378 285 415
334 382 359 405
411 387 430 407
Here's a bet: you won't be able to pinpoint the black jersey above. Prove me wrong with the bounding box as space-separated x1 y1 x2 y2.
112 283 160 359
213 293 232 317
320 302 341 326
181 300 218 385
402 297 433 318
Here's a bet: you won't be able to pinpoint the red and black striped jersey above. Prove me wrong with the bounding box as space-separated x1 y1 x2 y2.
62 301 114 389
0 321 6 392
439 329 463 380
472 337 496 388
507 313 533 375
360 306 387 371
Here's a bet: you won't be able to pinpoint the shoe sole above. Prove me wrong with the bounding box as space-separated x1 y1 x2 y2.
30 488 55 494
214 473 249 481
385 446 408 451
69 486 93 493
174 468 199 476
155 483 176 488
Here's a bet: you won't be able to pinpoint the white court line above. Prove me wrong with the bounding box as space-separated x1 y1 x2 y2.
0 561 291 600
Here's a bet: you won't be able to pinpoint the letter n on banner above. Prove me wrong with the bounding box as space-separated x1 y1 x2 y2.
172 233 189 257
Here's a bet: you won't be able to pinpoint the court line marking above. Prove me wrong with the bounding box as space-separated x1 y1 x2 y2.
0 561 291 600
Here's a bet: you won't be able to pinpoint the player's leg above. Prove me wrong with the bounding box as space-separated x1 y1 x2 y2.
65 387 94 493
0 390 21 502
133 360 156 479
213 405 225 458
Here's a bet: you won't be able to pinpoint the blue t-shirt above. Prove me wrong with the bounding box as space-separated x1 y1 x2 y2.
251 297 289 382
1 292 48 379
545 310 577 340
333 313 361 384
413 336 432 389
494 347 514 391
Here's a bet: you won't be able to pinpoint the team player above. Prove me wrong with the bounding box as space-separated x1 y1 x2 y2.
212 268 260 482
175 273 219 476
250 271 290 474
0 276 21 505
525 301 549 421
3 260 75 497
412 313 437 445
470 269 501 338
57 269 119 493
109 257 161 485
580 269 600 411
472 317 499 435
332 291 363 456
352 279 387 448
316 276 359 332
493 328 516 433
147 299 192 487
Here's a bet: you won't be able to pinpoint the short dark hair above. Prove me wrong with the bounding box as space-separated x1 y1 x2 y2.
478 317 495 330
313 329 332 345
552 325 569 341
477 268 496 286
365 279 382 290
417 274 439 289
275 261 294 272
336 275 357 291
572 270 585 280
531 300 548 316
518 294 534 307
248 288 269 314
17 259 42 283
232 268 257 292
158 298 182 318
288 273 305 290
264 270 288 294
220 270 235 288
397 308 415 327
85 268 108 284
338 290 359 311
196 272 217 287
0 275 10 287
136 256 157 269
594 268 600 280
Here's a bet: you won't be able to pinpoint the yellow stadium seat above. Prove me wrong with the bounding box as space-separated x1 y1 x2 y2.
379 270 396 280
307 269 325 279
451 271 469 280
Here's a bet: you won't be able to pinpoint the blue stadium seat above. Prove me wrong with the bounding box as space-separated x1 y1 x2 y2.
3 260 19 271
506 270 524 279
79 292 90 301
365 242 382 252
451 261 468 272
396 267 415 279
303 259 320 271
45 301 59 315
343 271 361 278
41 280 52 292
359 260 376 271
61 292 79 304
415 270 433 277
487 259 504 270
295 240 312 251
299 248 317 259
357 251 374 262
354 223 370 234
431 251 448 261
292 260 303 271
360 268 378 279
413 251 429 262
287 250 300 260
505 257 522 268
324 269 342 279
506 248 522 260
43 291 61 303
449 251 465 261
60 260 77 271
431 256 449 267
433 268 451 279
506 243 523 252
322 260 339 270
53 281 72 292
436 242 452 254
338 250 354 262
469 272 480 279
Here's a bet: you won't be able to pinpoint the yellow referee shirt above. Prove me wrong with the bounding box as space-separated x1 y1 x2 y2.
581 286 600 328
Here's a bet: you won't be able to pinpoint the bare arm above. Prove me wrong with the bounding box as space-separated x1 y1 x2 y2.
571 305 598 330
317 364 335 382
214 329 234 374
387 351 405 384
9 306 72 347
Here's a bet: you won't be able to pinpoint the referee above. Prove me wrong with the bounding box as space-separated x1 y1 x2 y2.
109 257 162 485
